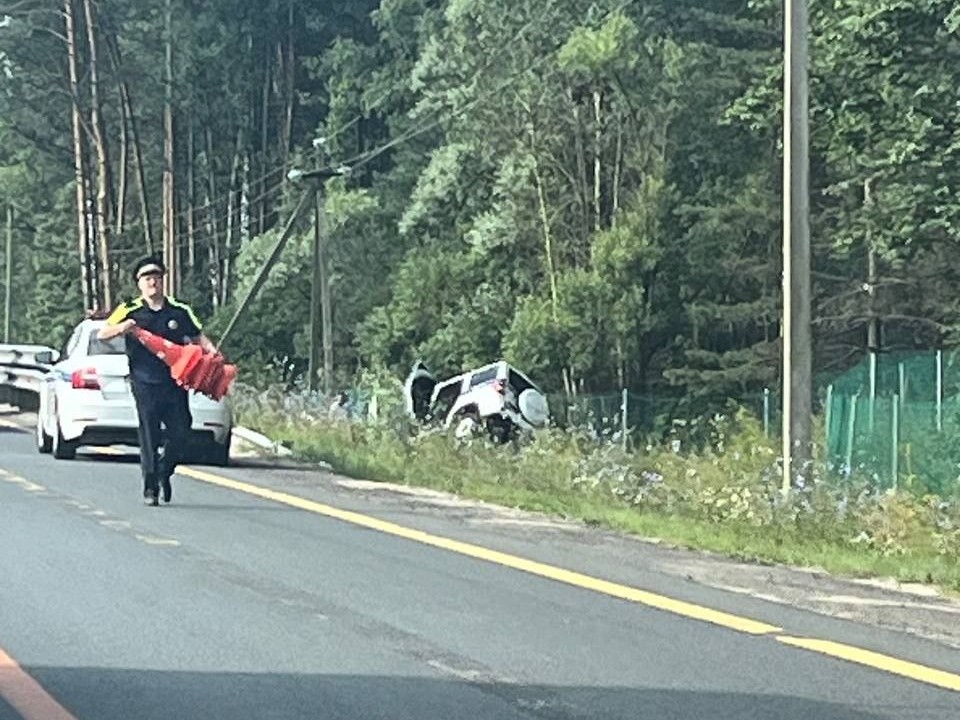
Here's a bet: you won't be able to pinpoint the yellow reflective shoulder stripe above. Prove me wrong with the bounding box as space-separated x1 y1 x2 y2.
168 297 203 331
105 298 143 325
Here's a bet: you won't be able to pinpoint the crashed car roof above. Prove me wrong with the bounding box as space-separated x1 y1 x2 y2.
428 361 542 401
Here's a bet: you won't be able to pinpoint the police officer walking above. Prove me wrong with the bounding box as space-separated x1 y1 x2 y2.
98 256 216 506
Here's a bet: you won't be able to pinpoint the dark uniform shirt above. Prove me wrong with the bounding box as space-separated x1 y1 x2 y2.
106 297 203 386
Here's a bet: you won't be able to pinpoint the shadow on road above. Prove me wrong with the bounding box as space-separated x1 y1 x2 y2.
19 668 934 720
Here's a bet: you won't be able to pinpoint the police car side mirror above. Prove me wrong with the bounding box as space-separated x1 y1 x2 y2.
35 350 59 365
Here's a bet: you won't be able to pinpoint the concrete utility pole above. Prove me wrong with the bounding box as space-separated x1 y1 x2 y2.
218 191 312 350
782 0 813 492
4 204 11 343
295 155 349 395
309 187 333 394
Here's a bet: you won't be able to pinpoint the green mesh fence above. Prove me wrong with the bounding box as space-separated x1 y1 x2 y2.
547 390 783 439
824 351 960 495
550 351 960 494
547 392 648 436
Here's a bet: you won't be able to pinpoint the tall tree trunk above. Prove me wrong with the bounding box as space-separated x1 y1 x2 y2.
281 0 295 175
115 81 127 237
83 0 112 309
86 175 100 304
5 204 13 343
237 152 253 250
259 52 270 235
612 110 623 227
106 32 153 254
186 116 196 271
205 127 222 310
529 130 573 396
569 89 590 242
615 338 625 391
241 152 251 244
593 88 603 233
865 177 881 353
163 0 177 296
222 126 243 307
532 154 559 316
64 0 93 310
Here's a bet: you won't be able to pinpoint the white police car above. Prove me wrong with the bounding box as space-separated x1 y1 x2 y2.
36 318 233 464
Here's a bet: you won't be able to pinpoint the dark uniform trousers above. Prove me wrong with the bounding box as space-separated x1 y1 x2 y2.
131 379 192 493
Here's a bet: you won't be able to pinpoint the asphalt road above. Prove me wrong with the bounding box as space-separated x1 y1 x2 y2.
0 414 958 720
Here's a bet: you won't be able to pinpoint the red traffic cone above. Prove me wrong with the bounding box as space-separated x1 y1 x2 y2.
133 328 238 400
169 343 205 383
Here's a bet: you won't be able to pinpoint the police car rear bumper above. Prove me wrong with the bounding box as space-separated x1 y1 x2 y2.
60 411 231 446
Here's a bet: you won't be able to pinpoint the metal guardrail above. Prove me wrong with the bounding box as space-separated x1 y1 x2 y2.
0 343 56 411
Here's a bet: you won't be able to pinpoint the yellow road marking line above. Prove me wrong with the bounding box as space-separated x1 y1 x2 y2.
99 520 132 530
179 465 960 692
778 636 960 693
0 474 45 493
178 465 780 635
134 534 180 547
0 645 79 720
3 435 958 692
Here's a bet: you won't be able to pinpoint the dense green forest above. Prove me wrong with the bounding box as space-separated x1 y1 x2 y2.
1 0 958 410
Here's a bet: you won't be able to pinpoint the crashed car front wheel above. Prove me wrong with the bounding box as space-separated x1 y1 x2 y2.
453 414 480 440
486 417 515 444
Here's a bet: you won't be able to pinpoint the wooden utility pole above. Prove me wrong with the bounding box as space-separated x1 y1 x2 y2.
782 0 813 491
106 33 154 255
4 204 11 343
65 0 92 310
163 0 177 296
219 191 311 349
186 119 196 271
83 0 113 309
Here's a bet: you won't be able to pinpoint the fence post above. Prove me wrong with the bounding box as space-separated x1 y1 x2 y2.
892 393 900 491
824 384 833 456
936 350 943 433
763 387 771 438
621 388 628 452
845 393 858 475
898 362 906 407
868 352 877 432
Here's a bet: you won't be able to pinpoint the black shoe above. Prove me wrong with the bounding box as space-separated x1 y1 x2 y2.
161 477 172 504
143 489 159 507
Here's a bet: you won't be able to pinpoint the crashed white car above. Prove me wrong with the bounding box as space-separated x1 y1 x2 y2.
404 360 549 442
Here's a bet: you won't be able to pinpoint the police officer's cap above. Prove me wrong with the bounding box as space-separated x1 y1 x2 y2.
133 255 166 281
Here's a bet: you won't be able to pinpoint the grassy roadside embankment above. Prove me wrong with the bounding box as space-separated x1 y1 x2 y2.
238 403 960 593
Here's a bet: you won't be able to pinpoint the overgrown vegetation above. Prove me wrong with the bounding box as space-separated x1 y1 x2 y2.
4 2 959 582
2 2 960 416
234 386 960 592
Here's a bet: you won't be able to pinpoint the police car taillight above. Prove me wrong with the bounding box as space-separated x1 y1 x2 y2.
71 367 101 390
